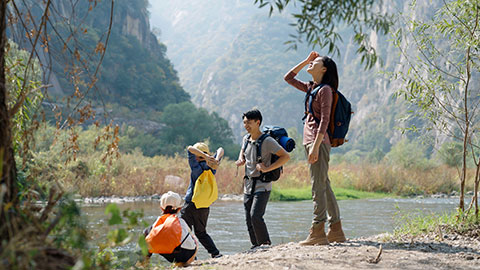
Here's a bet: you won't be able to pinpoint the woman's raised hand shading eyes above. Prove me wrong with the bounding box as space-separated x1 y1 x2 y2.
306 51 319 62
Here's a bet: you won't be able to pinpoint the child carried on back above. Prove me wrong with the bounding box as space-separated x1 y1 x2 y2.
143 191 198 267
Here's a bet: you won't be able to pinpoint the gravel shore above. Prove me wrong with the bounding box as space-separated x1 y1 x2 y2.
186 230 480 270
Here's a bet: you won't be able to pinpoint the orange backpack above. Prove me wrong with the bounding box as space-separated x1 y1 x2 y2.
145 214 183 254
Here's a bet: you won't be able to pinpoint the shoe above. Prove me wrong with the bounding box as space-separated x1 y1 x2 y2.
299 222 329 246
174 262 185 267
327 221 346 243
211 253 223 259
250 244 259 249
259 242 271 247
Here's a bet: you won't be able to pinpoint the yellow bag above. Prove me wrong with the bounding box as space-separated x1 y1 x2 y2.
192 170 218 208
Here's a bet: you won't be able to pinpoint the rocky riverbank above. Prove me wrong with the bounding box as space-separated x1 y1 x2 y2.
76 194 244 204
186 229 480 270
75 191 478 205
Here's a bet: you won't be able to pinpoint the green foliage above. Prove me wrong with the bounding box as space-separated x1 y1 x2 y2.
384 139 432 169
270 187 311 201
118 125 164 157
393 0 480 149
393 210 455 238
270 186 389 201
254 0 393 69
367 148 386 163
348 122 393 155
47 195 88 252
392 0 480 209
5 40 43 153
109 103 241 159
38 0 190 117
27 122 240 196
77 203 149 269
437 142 463 167
393 208 479 239
37 0 243 160
137 235 149 258
96 33 189 111
31 118 238 166
332 149 364 164
159 102 239 159
105 204 123 225
286 127 306 162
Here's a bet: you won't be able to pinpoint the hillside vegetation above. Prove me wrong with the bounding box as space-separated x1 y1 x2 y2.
13 0 240 158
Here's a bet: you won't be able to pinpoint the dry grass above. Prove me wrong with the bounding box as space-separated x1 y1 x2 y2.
55 153 243 197
329 163 465 195
34 150 475 197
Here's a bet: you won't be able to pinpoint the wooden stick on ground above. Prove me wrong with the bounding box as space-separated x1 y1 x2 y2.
367 245 383 264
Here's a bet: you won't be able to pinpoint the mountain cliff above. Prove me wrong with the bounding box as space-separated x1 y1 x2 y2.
9 0 238 158
13 0 190 115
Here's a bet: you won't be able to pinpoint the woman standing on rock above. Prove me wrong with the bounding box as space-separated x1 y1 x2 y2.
284 51 346 245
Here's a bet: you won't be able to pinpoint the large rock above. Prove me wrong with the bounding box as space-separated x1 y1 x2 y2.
164 175 186 190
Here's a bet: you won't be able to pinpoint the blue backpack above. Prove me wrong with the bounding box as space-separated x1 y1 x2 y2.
303 84 352 147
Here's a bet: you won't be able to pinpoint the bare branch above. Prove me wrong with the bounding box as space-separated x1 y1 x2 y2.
10 0 52 100
8 84 51 116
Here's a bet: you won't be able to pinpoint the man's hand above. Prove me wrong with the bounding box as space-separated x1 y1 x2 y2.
308 146 319 164
256 163 268 173
235 159 245 166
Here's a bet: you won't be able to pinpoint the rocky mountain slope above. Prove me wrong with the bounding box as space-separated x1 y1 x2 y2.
150 0 452 159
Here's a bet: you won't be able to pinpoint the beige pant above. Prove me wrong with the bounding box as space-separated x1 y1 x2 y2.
305 142 340 224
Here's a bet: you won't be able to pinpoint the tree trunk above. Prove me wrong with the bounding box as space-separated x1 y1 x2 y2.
475 182 479 220
0 0 19 241
474 170 479 220
467 162 480 220
460 133 467 211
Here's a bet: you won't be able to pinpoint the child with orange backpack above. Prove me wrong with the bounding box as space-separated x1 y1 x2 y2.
144 191 198 267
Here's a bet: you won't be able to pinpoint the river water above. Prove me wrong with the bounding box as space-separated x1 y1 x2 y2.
82 197 461 265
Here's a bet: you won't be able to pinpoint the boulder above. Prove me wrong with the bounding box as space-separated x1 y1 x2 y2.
164 175 185 190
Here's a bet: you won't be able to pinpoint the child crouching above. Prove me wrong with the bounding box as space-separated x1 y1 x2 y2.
143 191 198 267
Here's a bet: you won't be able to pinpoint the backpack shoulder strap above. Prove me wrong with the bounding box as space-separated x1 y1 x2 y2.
255 133 270 163
179 232 190 246
242 134 251 156
173 217 192 250
327 89 339 137
304 84 325 124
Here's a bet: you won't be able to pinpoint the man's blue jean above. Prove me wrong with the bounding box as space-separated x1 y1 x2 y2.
244 191 271 246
